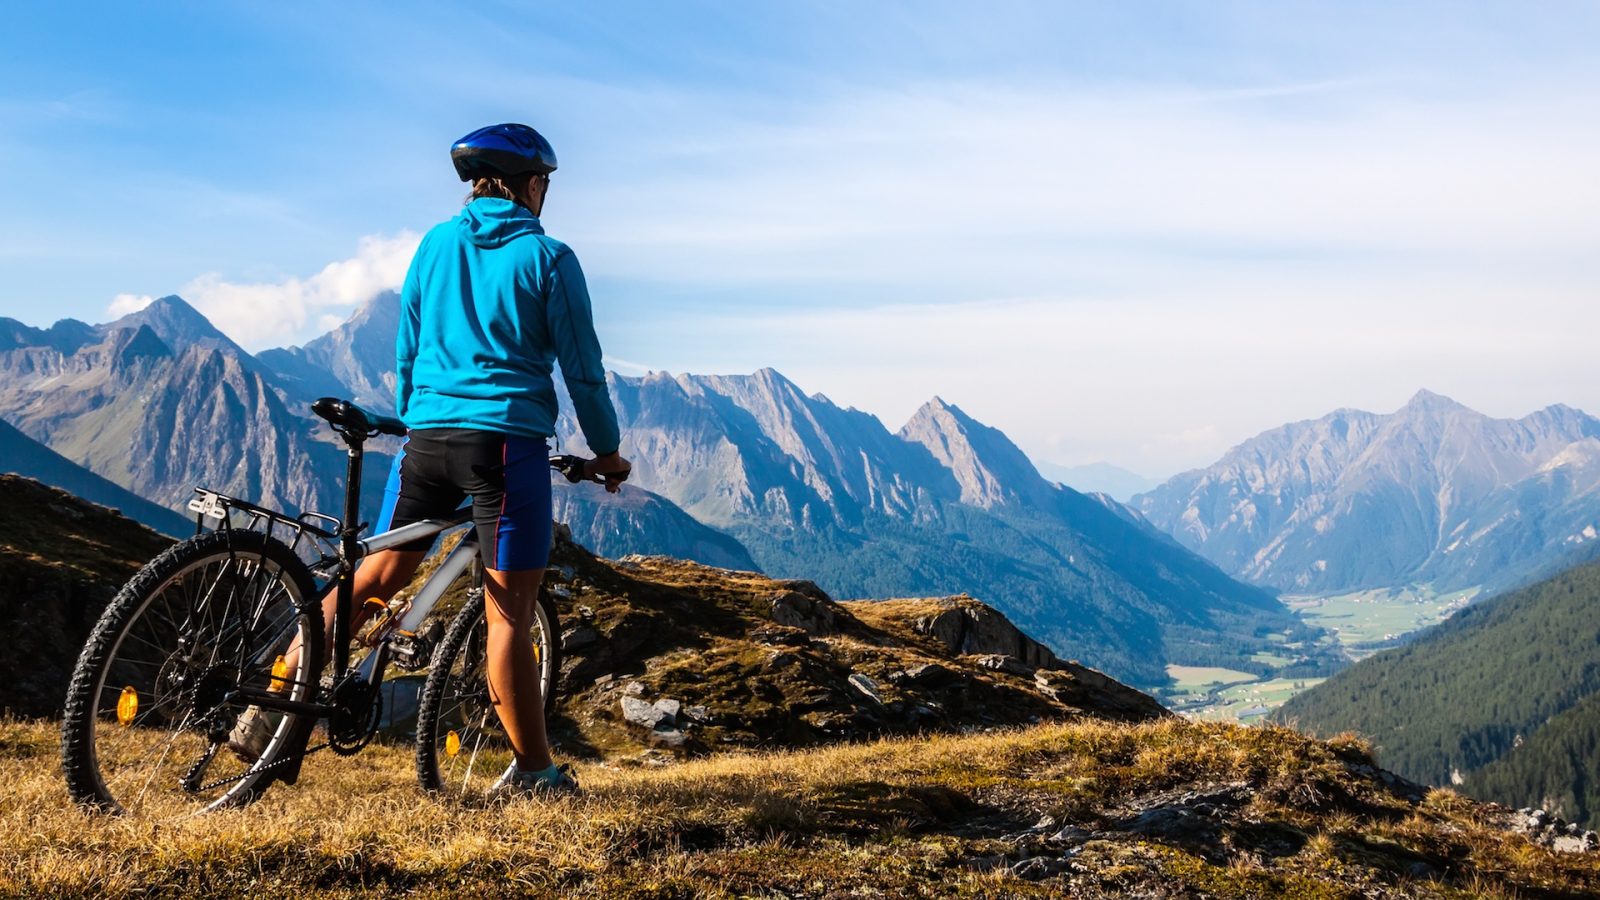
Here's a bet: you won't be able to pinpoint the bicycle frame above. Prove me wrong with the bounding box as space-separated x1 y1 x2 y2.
183 410 597 748
186 440 478 723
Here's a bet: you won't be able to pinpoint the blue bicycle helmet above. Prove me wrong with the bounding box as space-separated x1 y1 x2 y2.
450 123 558 182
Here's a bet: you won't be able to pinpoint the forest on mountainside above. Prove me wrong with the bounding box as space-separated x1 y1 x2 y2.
1472 690 1600 827
1279 556 1600 823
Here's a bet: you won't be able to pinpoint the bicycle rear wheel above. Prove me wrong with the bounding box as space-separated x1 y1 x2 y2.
60 530 323 816
414 583 561 796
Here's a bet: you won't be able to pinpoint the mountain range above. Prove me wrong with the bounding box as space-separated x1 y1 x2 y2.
0 296 389 523
1134 390 1600 594
12 290 1593 686
0 292 1313 686
547 368 1313 685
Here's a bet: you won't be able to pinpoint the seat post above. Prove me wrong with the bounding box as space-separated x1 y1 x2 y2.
332 433 365 680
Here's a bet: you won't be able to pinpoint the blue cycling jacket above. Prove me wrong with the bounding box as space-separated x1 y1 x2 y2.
395 197 621 454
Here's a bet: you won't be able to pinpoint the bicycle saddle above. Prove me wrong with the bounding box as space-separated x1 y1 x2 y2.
311 397 407 438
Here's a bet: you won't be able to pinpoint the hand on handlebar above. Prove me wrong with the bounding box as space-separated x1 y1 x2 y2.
585 452 632 494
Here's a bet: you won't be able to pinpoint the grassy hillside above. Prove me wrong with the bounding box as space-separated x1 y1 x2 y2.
0 475 173 717
6 475 1600 895
398 528 1169 761
1277 556 1600 820
0 470 1164 759
0 418 191 537
6 716 1599 897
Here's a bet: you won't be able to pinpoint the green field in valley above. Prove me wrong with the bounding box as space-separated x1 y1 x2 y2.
1165 665 1258 689
1164 583 1479 723
1187 677 1328 722
1284 584 1477 659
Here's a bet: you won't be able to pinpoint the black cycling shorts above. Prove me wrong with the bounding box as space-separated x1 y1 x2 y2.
374 428 552 571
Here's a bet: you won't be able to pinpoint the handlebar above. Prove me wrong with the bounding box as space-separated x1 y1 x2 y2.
549 454 630 487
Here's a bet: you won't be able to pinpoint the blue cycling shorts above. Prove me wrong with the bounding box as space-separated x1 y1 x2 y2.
374 428 553 571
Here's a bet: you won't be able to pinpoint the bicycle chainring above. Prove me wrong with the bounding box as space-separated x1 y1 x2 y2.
328 678 382 756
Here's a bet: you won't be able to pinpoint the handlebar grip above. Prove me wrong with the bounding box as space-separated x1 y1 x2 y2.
548 454 610 485
548 454 629 487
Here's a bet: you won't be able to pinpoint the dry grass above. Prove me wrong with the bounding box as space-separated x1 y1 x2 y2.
5 716 1600 898
841 595 985 630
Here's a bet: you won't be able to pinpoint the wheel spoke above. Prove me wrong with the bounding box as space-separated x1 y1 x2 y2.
64 533 321 817
418 583 561 798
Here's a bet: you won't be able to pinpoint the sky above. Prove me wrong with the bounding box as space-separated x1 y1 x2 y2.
3 1 1599 479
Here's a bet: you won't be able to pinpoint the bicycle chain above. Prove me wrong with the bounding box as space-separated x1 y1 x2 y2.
191 740 329 794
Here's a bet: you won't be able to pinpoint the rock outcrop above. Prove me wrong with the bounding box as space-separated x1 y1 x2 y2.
534 539 1169 758
894 594 1065 670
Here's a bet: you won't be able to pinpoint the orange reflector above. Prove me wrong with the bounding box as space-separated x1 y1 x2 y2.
116 686 138 726
445 730 461 757
531 642 541 665
270 655 289 690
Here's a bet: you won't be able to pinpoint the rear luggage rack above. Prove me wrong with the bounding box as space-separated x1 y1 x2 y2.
188 487 341 567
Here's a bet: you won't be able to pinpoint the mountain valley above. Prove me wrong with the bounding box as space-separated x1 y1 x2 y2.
1279 554 1600 827
3 474 1599 898
2 294 1325 688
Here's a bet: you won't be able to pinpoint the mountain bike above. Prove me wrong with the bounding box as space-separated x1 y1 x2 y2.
60 397 610 816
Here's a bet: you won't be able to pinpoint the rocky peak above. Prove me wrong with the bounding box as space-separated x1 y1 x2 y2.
104 295 228 352
107 324 173 369
0 316 96 355
1400 388 1469 415
99 294 282 389
0 318 34 351
256 291 400 413
1137 391 1600 593
897 396 1051 509
660 369 953 522
1525 403 1600 444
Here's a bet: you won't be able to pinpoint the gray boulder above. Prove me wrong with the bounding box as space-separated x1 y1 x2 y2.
621 695 670 729
770 588 838 635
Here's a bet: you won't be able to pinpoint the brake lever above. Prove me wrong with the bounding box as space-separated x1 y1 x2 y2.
549 455 617 486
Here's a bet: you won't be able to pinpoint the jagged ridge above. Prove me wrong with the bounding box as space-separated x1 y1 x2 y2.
555 368 1313 686
1136 389 1600 593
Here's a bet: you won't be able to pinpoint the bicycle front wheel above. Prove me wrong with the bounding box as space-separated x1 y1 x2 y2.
60 530 323 816
414 584 561 796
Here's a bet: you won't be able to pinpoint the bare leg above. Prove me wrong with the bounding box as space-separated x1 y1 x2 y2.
281 549 427 676
482 566 553 771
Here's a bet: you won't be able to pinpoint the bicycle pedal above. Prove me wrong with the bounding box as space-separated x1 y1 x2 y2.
390 620 442 671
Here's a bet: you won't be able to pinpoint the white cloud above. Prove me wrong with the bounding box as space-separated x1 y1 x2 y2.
562 78 1600 292
633 265 1600 477
557 75 1600 475
169 232 420 351
602 355 656 375
106 292 154 317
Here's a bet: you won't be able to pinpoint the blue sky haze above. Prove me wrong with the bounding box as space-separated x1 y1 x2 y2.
3 2 1598 475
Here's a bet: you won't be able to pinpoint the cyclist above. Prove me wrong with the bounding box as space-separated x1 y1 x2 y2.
232 123 630 798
